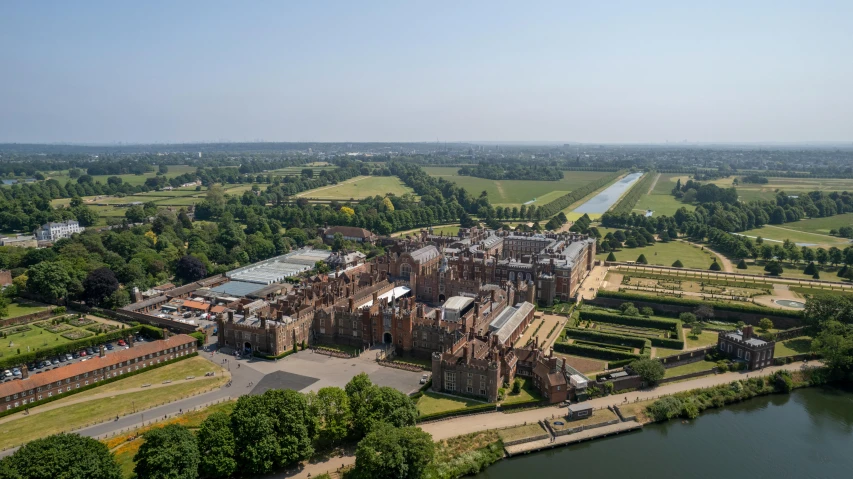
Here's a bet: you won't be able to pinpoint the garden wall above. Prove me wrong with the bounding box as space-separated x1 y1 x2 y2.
658 346 716 368
0 309 55 328
657 368 715 385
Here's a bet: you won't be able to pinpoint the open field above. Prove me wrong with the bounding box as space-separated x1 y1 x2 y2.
708 176 853 203
265 165 338 176
736 225 851 248
296 175 414 200
416 391 484 415
633 173 695 217
597 240 718 270
46 165 197 187
734 260 849 283
780 213 853 235
684 330 721 349
2 300 49 319
423 167 612 207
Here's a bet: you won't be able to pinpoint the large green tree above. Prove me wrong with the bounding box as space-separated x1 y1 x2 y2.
134 425 200 479
0 433 121 479
197 412 237 479
346 374 417 437
309 387 352 446
26 262 75 301
629 358 666 384
352 424 435 479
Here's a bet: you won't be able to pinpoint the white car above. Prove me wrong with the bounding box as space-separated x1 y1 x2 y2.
2 370 11 378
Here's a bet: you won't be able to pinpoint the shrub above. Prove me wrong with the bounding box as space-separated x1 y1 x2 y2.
636 254 648 265
758 318 773 332
736 259 748 269
715 360 729 372
679 312 697 324
511 378 521 394
647 396 683 421
640 307 654 316
672 259 684 268
606 252 616 262
709 261 721 271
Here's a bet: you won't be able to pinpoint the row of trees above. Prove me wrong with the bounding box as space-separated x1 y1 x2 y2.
457 164 564 181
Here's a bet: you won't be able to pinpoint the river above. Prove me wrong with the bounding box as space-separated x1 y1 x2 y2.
473 387 853 479
572 172 645 214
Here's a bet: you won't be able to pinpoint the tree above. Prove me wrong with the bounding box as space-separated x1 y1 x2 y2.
82 268 119 306
640 307 654 316
606 252 616 262
158 164 169 174
628 358 665 384
26 262 75 302
813 271 821 280
764 260 783 276
134 425 199 479
315 260 330 275
758 318 774 332
636 254 648 264
346 374 417 437
175 255 207 283
74 206 100 227
352 423 435 479
125 205 146 223
332 233 346 252
679 312 697 324
309 387 352 447
695 305 714 321
709 260 721 271
803 262 817 275
511 378 522 394
736 259 748 269
671 259 684 268
690 323 703 338
811 320 853 373
0 433 121 479
197 412 237 478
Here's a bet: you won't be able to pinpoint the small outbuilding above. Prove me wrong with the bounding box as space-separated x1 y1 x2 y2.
567 403 593 420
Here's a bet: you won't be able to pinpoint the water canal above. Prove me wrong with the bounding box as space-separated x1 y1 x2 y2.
473 387 853 479
573 172 645 214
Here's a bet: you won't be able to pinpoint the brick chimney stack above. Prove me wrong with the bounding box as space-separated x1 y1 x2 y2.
742 325 754 340
100 345 106 358
349 297 355 313
21 364 28 379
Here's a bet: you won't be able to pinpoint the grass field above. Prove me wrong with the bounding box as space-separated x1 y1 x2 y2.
777 213 853 236
736 225 851 248
296 175 414 200
735 260 849 283
663 360 716 378
633 173 695 217
2 300 49 319
775 337 812 357
46 165 197 187
597 240 718 270
684 330 721 349
431 225 460 235
497 423 546 442
0 374 223 450
423 167 612 208
416 391 485 415
708 176 853 203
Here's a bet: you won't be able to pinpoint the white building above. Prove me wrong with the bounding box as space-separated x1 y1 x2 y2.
33 220 84 241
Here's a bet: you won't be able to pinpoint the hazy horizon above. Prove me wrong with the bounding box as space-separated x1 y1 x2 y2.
1 1 851 144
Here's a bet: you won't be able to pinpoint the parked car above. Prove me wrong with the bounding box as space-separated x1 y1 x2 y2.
51 359 59 366
58 356 67 363
79 350 87 357
65 353 73 361
86 347 95 355
106 343 114 350
12 368 21 377
71 352 79 359
117 339 126 346
2 370 11 378
420 374 429 384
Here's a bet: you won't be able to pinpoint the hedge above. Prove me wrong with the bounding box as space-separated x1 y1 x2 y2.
253 348 296 360
189 331 205 347
579 311 685 349
417 402 496 423
597 290 804 319
139 324 165 339
564 328 649 349
0 326 142 370
0 352 198 419
553 341 644 362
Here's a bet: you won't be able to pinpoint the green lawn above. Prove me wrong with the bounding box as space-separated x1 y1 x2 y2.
684 330 720 349
663 360 716 378
296 175 414 200
2 300 49 319
0 317 124 365
653 347 684 358
0 376 223 450
708 176 853 203
416 392 484 415
736 260 850 283
598 240 718 270
632 173 696 217
423 167 612 207
775 337 812 357
502 377 542 405
431 225 461 236
47 165 197 187
780 213 853 236
737 225 850 248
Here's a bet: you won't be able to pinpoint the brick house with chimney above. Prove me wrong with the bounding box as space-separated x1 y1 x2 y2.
718 325 775 370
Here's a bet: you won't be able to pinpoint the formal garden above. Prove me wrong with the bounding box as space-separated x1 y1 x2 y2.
613 271 772 303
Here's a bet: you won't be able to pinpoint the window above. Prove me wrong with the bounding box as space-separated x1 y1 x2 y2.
745 352 751 361
737 348 743 358
480 389 486 396
444 371 456 391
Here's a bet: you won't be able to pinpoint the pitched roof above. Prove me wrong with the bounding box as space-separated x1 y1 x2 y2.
325 226 374 238
181 300 209 311
0 335 196 398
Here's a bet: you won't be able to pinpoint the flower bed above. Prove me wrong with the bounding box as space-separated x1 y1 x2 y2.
61 329 94 340
40 323 73 334
86 323 120 334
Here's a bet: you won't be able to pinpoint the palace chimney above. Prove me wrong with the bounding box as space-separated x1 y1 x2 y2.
742 325 754 340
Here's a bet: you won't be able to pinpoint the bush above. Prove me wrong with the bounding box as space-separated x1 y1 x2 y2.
774 371 794 392
709 261 721 271
672 259 684 268
758 318 773 332
640 307 654 316
736 259 748 269
511 378 521 394
715 360 729 372
606 252 616 262
647 396 683 421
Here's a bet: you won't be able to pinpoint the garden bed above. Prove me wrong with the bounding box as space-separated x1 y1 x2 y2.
61 329 94 341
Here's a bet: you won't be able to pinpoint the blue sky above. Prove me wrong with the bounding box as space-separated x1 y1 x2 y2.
1 0 851 144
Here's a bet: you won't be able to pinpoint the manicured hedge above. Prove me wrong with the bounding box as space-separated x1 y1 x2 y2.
564 328 649 349
579 311 685 349
597 290 803 319
417 403 497 423
139 324 165 339
0 326 142 370
553 341 644 362
253 348 296 360
0 352 198 419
